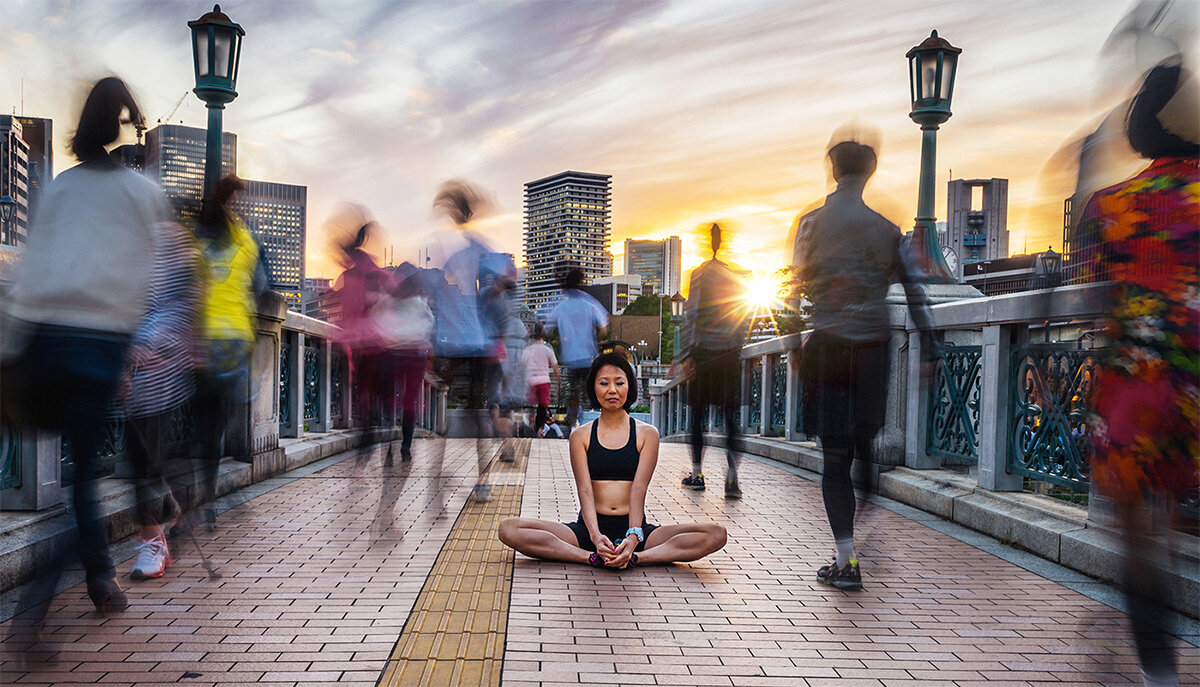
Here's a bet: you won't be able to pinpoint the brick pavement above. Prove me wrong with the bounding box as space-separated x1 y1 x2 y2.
0 438 494 687
1 436 1197 686
504 440 1200 687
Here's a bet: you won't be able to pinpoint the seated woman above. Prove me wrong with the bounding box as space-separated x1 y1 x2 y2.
498 353 726 568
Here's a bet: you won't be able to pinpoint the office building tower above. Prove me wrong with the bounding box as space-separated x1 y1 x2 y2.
522 170 612 316
145 124 236 223
585 274 643 315
0 116 31 246
234 180 306 310
623 236 681 296
943 178 1008 281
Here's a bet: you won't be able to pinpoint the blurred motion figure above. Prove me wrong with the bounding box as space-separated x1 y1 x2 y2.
1076 60 1198 687
678 223 751 498
792 135 935 591
2 77 169 617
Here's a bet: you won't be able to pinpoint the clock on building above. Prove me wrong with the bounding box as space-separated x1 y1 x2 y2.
942 246 959 276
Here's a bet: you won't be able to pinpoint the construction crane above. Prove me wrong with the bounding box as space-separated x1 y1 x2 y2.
158 91 189 125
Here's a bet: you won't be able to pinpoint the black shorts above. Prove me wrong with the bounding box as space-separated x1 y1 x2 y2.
565 512 659 552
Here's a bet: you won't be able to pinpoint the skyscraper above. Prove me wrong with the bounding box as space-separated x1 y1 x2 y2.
234 180 306 310
522 170 612 316
145 123 236 223
0 116 31 247
944 178 1008 281
623 236 682 296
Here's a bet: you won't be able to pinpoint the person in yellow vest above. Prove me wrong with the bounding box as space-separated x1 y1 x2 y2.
192 175 269 531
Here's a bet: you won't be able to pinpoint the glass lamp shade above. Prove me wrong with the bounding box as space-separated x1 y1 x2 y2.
189 4 245 104
907 30 960 117
0 195 15 222
670 294 686 318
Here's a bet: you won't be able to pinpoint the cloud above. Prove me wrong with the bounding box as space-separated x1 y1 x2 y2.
310 48 358 66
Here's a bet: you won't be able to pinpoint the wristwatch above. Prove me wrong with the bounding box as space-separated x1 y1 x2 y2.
625 526 644 543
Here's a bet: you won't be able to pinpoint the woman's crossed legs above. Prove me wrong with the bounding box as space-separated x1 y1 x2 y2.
497 518 726 567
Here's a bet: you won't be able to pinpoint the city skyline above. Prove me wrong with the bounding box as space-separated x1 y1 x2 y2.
0 1 1172 280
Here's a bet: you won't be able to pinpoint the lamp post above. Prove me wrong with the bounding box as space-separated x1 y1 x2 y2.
907 30 961 284
189 4 245 200
656 295 664 364
670 293 686 361
0 194 15 245
1034 246 1062 289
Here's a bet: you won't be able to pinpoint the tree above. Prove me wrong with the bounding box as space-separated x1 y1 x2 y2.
621 294 675 363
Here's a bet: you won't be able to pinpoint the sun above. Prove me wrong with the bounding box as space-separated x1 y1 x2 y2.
743 273 781 310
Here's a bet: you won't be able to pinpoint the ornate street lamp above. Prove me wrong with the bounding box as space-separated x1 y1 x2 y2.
670 293 686 359
907 30 961 284
0 194 15 245
189 4 245 200
1034 247 1062 289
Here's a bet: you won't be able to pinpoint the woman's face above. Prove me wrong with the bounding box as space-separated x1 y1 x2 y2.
595 364 629 411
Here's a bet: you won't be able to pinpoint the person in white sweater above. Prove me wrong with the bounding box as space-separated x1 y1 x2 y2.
4 77 169 619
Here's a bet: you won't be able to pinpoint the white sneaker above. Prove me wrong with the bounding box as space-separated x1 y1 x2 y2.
130 536 170 580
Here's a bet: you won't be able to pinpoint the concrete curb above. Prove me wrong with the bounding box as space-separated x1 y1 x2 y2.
0 427 407 594
668 432 1199 620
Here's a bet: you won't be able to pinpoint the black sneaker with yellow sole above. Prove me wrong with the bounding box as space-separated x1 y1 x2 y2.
681 474 706 491
816 558 862 590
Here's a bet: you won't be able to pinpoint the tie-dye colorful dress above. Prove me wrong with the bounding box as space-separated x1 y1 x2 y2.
1078 157 1199 505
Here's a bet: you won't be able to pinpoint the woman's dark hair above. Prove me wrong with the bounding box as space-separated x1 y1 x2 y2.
196 174 245 244
586 352 638 410
70 77 144 163
433 179 489 226
531 323 545 339
1127 63 1199 160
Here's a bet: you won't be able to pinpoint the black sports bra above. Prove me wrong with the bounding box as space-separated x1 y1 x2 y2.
587 417 640 481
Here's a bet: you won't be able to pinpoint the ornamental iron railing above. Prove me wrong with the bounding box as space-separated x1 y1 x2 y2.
769 353 788 434
330 353 345 423
303 339 321 424
926 345 981 464
1 420 20 490
1009 344 1095 491
747 359 762 432
279 339 292 429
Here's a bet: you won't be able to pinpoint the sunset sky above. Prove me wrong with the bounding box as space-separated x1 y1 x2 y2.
1 0 1183 281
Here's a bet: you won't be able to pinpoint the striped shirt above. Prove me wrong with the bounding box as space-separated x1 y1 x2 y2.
114 222 201 419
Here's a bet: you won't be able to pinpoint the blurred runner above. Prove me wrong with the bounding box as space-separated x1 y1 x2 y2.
678 223 752 498
792 134 935 591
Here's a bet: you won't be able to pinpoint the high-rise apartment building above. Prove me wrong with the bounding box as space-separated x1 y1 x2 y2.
522 170 612 317
944 178 1008 281
623 236 681 296
234 180 306 310
0 116 31 247
145 124 236 223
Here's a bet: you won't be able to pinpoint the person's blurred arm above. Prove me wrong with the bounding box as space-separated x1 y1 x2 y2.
895 234 938 388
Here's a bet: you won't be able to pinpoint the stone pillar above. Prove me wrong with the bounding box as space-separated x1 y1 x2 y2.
0 429 63 511
784 347 801 441
978 324 1023 491
904 329 939 469
247 293 287 480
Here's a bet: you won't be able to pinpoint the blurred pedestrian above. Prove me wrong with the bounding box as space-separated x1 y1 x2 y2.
430 180 501 502
538 416 565 439
522 324 560 432
2 77 168 615
792 135 935 591
115 219 200 581
547 267 609 429
1076 61 1197 687
192 175 269 529
334 221 398 462
373 261 434 461
678 223 752 498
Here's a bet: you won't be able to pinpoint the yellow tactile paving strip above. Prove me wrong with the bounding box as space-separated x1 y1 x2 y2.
377 440 529 687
